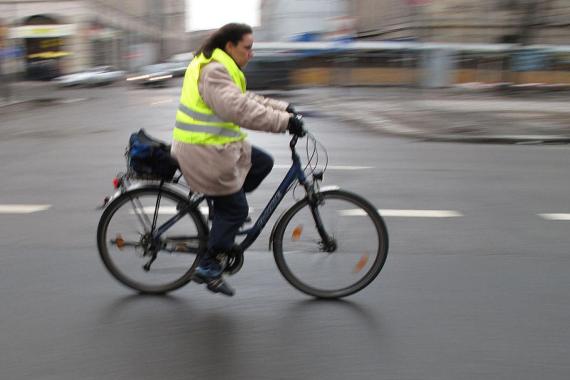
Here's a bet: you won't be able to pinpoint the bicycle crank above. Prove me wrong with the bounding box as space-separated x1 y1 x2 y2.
224 246 244 275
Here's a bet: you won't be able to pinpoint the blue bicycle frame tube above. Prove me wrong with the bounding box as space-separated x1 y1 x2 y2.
151 198 201 244
237 154 306 250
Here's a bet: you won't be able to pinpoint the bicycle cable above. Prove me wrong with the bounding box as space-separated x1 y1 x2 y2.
290 132 329 200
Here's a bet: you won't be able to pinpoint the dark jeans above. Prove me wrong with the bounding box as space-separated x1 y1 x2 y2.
206 146 274 253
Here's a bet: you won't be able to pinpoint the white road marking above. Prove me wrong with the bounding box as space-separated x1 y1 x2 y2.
539 213 570 221
131 206 178 215
274 165 373 170
341 209 463 218
150 99 173 106
132 206 254 215
132 207 461 218
199 206 257 216
0 204 51 214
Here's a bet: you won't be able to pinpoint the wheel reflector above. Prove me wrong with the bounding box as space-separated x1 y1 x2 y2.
114 234 125 250
292 225 303 241
353 254 369 273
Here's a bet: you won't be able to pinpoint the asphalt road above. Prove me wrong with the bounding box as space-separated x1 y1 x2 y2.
1 82 569 379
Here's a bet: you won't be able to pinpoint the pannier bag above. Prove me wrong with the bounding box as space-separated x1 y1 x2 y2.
127 129 178 181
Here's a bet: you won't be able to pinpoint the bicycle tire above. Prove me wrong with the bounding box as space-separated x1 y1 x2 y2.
97 186 207 294
273 189 388 298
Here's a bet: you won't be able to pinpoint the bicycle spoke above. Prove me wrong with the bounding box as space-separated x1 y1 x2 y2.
273 190 388 298
97 187 206 294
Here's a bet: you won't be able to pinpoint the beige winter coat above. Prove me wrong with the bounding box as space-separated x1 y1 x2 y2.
171 61 291 195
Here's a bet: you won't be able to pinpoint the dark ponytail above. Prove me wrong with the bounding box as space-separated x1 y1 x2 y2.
197 23 253 58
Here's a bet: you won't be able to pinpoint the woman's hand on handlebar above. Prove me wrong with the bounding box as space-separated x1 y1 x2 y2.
287 114 306 137
286 103 298 115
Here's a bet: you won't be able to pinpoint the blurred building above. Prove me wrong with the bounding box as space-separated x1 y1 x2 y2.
351 0 414 41
0 0 187 80
258 0 352 41
258 0 569 45
352 0 570 44
250 0 569 89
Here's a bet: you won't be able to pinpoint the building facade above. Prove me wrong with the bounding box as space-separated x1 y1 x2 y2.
257 0 568 44
258 0 351 41
253 0 569 88
352 0 570 44
0 0 187 79
351 0 414 41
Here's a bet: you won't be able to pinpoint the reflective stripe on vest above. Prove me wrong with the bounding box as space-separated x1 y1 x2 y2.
175 120 243 139
173 49 247 145
178 104 224 124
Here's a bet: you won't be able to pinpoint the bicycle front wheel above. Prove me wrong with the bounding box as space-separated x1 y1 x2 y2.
273 189 388 298
97 186 207 294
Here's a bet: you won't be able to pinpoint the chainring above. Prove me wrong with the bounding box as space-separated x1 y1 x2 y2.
224 248 244 275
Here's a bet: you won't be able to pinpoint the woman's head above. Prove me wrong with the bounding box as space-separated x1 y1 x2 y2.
197 23 254 69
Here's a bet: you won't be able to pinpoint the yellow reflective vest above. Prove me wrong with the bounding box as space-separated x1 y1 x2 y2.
173 48 247 145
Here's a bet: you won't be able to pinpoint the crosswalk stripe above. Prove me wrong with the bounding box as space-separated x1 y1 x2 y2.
0 204 51 214
539 213 570 221
341 209 463 218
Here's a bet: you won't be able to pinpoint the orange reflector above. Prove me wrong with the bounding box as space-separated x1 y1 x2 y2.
115 234 125 250
353 255 369 273
292 225 303 241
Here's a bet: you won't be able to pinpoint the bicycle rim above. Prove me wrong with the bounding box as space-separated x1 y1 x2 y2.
274 190 388 298
97 187 206 294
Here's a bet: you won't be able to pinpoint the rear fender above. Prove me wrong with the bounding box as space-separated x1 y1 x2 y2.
100 181 201 222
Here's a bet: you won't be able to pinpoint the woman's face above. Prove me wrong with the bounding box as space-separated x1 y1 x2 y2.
225 33 254 69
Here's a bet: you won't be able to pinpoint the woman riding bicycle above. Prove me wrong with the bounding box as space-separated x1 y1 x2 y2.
171 23 305 296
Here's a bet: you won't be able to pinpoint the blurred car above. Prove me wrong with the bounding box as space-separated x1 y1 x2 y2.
52 66 125 87
27 59 60 80
126 63 174 87
163 61 188 77
165 52 194 77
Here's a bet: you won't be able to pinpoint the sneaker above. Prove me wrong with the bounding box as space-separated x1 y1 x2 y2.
192 256 235 297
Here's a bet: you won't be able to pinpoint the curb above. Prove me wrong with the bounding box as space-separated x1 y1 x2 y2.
0 99 29 111
284 90 570 145
418 134 570 145
326 111 570 145
0 97 66 112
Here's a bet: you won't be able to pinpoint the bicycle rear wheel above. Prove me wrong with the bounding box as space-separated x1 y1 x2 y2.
273 189 388 298
97 186 207 294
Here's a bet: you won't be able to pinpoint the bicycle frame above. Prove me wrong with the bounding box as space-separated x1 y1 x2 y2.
237 136 308 251
124 135 332 255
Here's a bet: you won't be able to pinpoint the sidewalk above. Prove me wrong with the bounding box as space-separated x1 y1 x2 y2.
0 80 60 110
275 87 570 144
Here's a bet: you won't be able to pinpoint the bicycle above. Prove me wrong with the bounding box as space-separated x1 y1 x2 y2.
97 130 389 298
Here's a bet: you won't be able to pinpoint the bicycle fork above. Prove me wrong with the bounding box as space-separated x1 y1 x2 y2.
306 183 337 253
